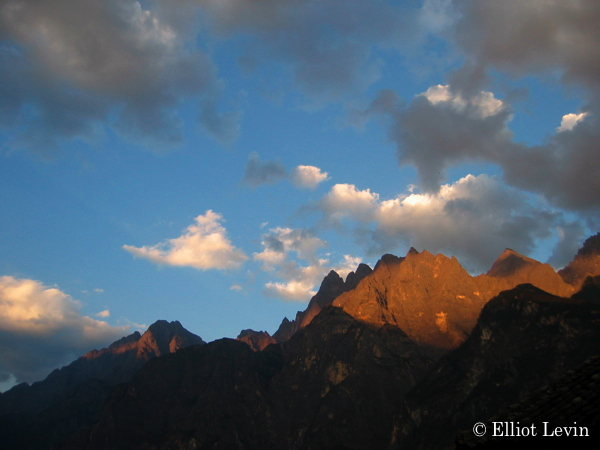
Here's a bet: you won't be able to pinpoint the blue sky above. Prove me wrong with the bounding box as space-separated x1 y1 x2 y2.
1 0 599 390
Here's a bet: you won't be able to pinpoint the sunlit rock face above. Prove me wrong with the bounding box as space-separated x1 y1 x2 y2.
334 249 485 350
333 247 576 351
485 248 575 297
392 283 600 449
0 321 204 449
559 232 600 289
236 329 276 351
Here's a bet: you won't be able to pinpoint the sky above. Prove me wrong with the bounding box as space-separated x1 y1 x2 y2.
1 0 599 391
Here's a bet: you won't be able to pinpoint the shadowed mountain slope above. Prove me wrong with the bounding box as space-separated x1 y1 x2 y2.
392 283 600 449
0 320 204 449
272 264 373 343
73 306 433 450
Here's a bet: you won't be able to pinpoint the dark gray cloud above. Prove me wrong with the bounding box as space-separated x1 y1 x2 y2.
0 0 237 152
195 0 421 104
453 0 600 92
354 0 600 214
547 222 586 269
500 112 600 211
242 152 287 187
366 83 599 211
242 153 330 189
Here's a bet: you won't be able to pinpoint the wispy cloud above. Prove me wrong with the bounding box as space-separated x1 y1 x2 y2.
124 210 248 270
254 226 360 301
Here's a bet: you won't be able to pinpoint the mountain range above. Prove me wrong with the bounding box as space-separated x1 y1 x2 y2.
1 233 599 449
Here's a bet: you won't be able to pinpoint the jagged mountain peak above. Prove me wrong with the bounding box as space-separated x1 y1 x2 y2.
344 263 373 291
146 319 184 334
487 248 538 277
137 320 205 357
373 253 404 271
236 329 276 351
576 232 600 257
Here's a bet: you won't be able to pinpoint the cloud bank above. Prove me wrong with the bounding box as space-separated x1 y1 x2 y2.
317 174 572 272
0 0 237 151
0 276 128 385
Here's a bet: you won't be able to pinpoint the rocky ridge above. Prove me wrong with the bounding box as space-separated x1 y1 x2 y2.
332 247 575 351
0 320 204 449
73 307 433 449
2 234 600 449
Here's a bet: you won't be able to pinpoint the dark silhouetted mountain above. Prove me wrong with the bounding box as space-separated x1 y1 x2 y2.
236 329 276 351
572 275 600 302
392 283 600 449
559 232 600 289
455 354 600 448
267 306 432 450
74 306 433 449
4 234 600 449
0 320 204 449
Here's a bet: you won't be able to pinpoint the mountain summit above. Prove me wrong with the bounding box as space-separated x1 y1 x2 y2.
0 320 204 448
332 246 577 350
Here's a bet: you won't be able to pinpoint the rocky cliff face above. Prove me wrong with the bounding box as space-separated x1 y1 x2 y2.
333 247 575 351
272 264 372 343
392 283 600 449
559 232 600 289
0 320 204 449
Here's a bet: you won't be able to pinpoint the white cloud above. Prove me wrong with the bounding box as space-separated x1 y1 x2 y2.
264 280 317 302
291 165 330 189
254 226 360 302
421 85 504 119
318 175 565 272
95 310 110 318
0 276 129 384
124 210 248 270
557 112 588 132
320 183 379 223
